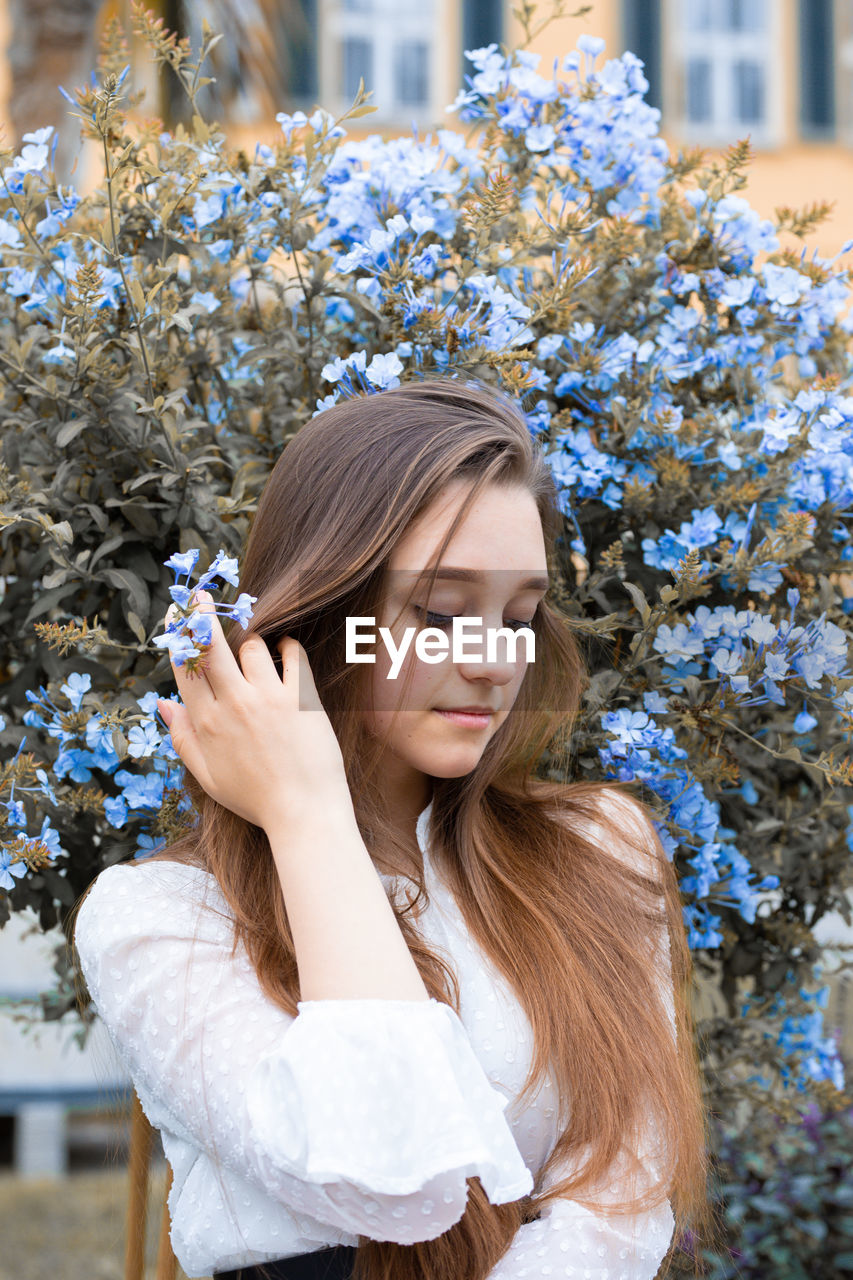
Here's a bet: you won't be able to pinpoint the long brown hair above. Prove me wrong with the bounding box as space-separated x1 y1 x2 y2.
71 377 721 1278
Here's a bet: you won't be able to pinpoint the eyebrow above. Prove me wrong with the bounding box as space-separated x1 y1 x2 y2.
411 568 550 591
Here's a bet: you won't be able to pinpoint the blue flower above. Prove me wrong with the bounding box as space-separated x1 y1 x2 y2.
151 630 201 664
711 647 741 676
748 562 784 593
53 747 95 783
793 704 818 733
577 34 606 59
276 110 308 139
206 238 233 263
127 723 161 760
193 192 226 229
42 340 75 363
200 549 240 589
525 124 556 153
135 832 167 860
103 795 129 828
190 290 219 314
165 549 200 579
4 798 26 827
0 849 28 891
186 611 214 645
365 352 404 389
136 691 161 716
226 592 257 629
60 672 91 711
35 815 62 858
740 779 758 805
762 650 789 681
114 769 164 810
35 769 57 805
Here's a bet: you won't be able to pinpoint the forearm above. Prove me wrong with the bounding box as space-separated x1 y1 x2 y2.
265 795 430 1003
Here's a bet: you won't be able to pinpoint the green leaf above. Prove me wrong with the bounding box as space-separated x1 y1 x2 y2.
623 581 651 623
24 583 77 625
56 420 90 449
46 520 73 546
101 567 150 620
121 503 160 539
127 611 147 644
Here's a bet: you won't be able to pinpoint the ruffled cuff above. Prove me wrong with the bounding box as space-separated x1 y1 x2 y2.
245 996 533 1204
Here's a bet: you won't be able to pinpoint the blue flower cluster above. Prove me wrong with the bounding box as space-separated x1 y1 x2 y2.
0 714 64 890
153 548 257 666
20 680 183 859
598 704 780 940
4 550 257 868
450 38 668 221
1 30 850 1099
740 975 846 1094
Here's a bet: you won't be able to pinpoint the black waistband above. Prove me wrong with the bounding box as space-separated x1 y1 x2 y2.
214 1243 358 1280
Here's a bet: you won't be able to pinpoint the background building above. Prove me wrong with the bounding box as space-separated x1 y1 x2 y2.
0 0 851 1183
0 0 850 253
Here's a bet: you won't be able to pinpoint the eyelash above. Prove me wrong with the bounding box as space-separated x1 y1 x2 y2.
414 608 535 632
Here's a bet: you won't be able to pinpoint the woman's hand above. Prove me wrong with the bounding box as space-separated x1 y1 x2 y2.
157 592 351 832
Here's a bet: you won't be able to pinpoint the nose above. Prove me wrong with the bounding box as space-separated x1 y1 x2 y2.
452 613 531 687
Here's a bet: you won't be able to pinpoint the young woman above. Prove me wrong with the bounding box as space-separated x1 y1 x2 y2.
71 378 715 1280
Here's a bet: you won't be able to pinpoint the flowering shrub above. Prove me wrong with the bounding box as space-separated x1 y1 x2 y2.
705 1101 853 1277
0 4 850 1150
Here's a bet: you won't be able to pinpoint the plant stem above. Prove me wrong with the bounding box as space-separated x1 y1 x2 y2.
101 132 156 445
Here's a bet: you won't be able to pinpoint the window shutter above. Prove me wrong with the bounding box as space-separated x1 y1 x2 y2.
291 0 320 102
621 0 662 111
798 0 835 137
461 0 504 85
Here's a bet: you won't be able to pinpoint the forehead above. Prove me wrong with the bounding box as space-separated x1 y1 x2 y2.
387 480 547 575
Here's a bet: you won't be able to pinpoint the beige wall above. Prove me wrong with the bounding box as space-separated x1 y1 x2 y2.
0 0 849 258
511 0 853 257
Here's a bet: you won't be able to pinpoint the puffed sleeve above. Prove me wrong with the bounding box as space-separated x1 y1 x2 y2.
481 1190 675 1279
73 861 533 1245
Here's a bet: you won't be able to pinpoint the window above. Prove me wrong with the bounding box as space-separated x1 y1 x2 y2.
838 0 853 144
668 0 781 146
322 0 440 122
342 36 373 100
621 0 662 112
799 0 836 137
394 41 430 107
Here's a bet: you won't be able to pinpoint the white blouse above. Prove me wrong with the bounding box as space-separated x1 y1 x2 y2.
73 799 676 1278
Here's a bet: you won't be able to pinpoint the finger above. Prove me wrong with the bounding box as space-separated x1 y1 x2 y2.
157 700 215 795
182 590 248 698
165 600 217 718
238 631 289 693
278 635 322 711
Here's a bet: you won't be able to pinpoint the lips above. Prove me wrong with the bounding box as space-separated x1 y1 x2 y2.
437 706 496 715
435 707 494 729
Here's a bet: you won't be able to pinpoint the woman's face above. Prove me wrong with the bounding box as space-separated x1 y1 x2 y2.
362 479 550 811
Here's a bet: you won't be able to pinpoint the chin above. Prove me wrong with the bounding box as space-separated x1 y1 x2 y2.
419 750 484 779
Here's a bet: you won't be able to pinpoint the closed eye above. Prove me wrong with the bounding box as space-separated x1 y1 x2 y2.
414 608 535 632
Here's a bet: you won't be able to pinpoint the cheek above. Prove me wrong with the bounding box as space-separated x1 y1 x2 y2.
367 632 440 713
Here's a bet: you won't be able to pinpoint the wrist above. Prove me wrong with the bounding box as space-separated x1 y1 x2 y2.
261 782 357 841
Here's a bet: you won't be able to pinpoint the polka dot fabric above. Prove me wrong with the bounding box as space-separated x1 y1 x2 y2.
73 799 676 1278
